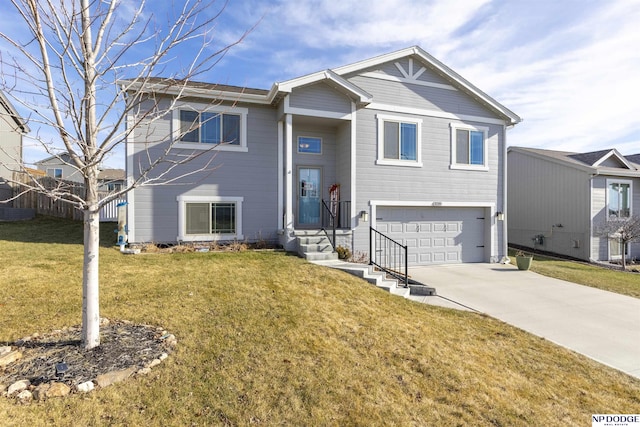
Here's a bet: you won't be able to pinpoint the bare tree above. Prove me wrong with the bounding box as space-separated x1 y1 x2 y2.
595 215 640 270
0 0 254 349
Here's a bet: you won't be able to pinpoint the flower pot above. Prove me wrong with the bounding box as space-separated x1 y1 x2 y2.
516 255 533 270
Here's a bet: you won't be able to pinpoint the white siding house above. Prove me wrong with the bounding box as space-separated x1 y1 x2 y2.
122 46 521 265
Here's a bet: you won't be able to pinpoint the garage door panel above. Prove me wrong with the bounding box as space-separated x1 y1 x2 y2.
419 238 431 248
405 238 418 248
377 206 486 266
432 237 445 248
390 223 403 233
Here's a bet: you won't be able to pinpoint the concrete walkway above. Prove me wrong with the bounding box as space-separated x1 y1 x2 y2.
407 263 640 379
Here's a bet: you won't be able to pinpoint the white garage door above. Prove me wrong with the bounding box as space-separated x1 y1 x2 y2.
376 207 486 265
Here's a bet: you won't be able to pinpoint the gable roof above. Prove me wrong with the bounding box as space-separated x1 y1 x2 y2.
0 90 30 133
509 147 640 177
120 46 521 125
275 46 522 125
568 148 634 169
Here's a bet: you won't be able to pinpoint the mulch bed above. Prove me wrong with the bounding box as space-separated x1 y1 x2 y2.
0 319 172 390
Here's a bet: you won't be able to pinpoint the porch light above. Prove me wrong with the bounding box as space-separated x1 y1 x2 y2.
359 210 369 222
496 212 505 221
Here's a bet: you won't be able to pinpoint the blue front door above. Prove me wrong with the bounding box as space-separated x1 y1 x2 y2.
298 167 321 227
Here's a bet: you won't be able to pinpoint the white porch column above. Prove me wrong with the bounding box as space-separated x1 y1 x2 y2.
277 120 284 230
285 113 294 232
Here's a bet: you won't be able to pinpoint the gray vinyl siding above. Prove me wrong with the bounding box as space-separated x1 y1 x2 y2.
0 106 22 202
37 158 83 183
352 104 506 260
335 122 351 202
360 57 454 87
591 177 607 260
129 98 279 243
289 83 351 115
591 175 640 261
348 75 494 118
508 151 591 260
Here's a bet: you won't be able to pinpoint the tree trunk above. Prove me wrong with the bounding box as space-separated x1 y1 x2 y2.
82 205 101 349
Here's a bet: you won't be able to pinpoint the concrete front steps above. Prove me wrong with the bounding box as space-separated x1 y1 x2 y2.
310 259 413 298
295 230 338 261
297 230 436 299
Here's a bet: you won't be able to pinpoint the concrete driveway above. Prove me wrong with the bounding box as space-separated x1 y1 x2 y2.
407 263 640 379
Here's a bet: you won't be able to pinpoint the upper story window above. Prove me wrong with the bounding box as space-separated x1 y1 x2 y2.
376 114 422 167
173 103 248 152
47 168 63 179
607 179 632 219
450 123 489 171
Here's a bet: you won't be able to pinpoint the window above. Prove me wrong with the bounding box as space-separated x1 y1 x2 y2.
47 168 63 179
450 123 489 170
298 136 322 154
376 114 422 167
177 195 243 241
107 183 123 192
173 104 248 152
607 180 632 219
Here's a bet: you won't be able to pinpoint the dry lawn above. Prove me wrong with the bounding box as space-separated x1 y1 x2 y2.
1 217 639 426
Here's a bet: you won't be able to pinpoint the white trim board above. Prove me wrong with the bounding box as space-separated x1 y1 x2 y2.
365 102 507 126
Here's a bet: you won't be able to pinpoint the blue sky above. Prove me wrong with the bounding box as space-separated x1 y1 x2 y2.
2 0 640 168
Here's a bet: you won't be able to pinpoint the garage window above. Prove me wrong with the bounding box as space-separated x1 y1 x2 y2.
450 123 489 171
376 114 422 167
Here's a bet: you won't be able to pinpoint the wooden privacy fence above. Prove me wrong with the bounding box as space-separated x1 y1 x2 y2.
12 172 124 222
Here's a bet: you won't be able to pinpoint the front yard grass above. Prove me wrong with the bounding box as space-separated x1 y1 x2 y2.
1 217 639 426
509 248 640 298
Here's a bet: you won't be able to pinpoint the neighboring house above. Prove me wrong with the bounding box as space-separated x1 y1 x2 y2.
35 153 125 191
35 153 83 183
123 46 521 265
97 168 125 192
507 147 640 263
0 90 30 204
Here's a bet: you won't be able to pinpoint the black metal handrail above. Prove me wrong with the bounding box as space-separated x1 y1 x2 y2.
370 226 409 287
321 200 337 251
321 200 351 250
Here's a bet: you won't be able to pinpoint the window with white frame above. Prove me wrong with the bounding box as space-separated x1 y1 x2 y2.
376 114 422 167
174 104 248 152
177 196 243 241
607 179 632 219
47 168 63 179
450 123 489 170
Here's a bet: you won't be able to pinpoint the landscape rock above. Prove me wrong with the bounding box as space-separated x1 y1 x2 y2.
0 346 11 356
7 379 30 395
159 353 168 361
0 350 22 367
16 390 32 401
137 367 152 375
76 381 95 393
46 382 71 398
96 366 137 388
147 359 161 368
32 383 51 401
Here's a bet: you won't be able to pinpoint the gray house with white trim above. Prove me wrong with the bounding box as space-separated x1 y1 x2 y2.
508 147 640 262
123 46 521 265
0 90 30 204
